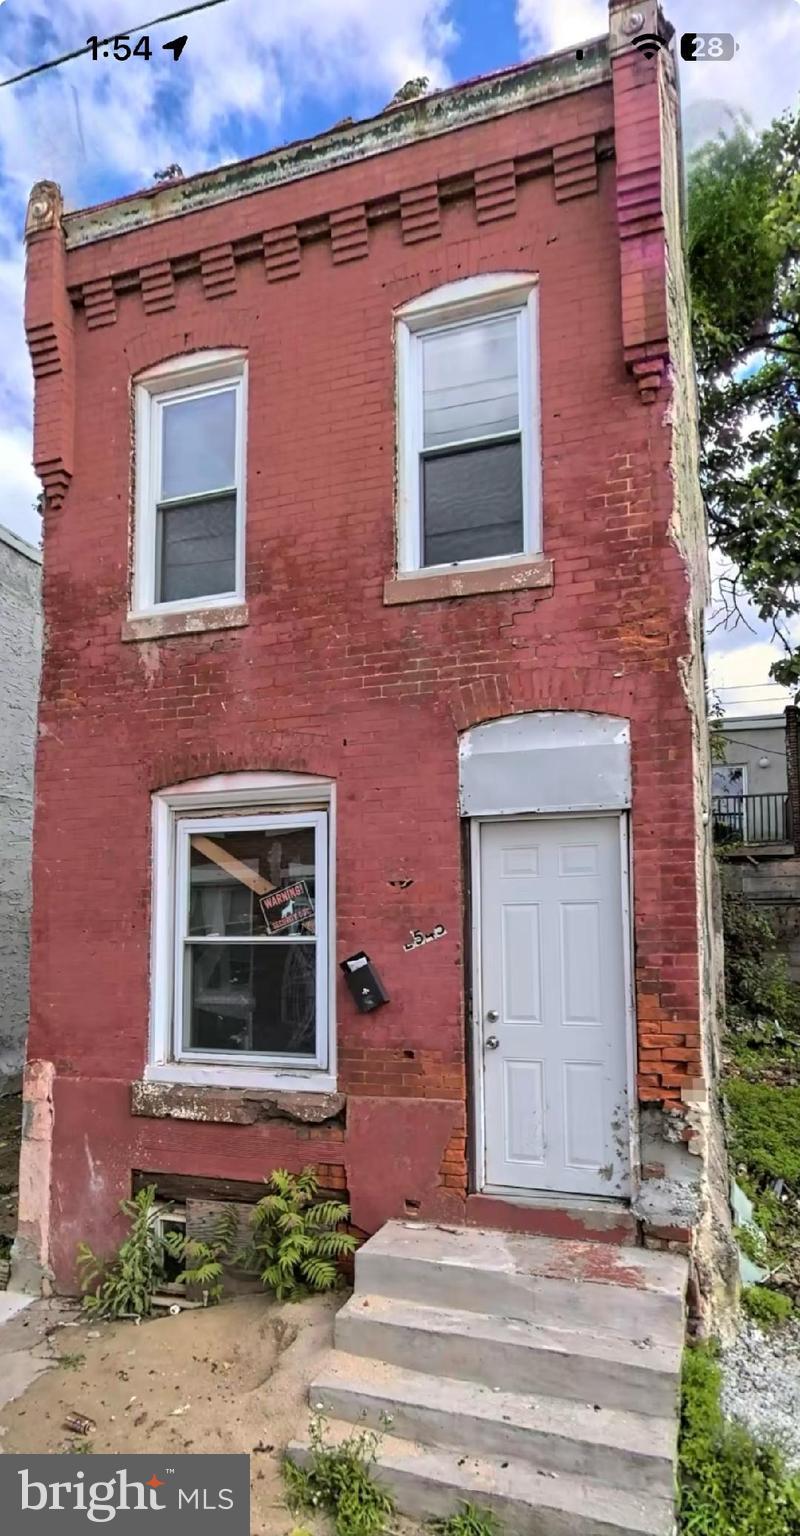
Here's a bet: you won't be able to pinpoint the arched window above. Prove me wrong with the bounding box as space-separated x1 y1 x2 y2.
395 274 540 573
132 349 247 618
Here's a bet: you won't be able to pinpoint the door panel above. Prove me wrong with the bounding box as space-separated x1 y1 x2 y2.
479 816 630 1197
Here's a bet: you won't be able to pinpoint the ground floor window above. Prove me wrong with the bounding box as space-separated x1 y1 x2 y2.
150 781 332 1083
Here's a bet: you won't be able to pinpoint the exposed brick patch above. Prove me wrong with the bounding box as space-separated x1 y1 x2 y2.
330 205 369 264
317 1161 348 1191
438 1125 468 1197
552 135 598 202
399 183 441 244
474 161 517 223
140 261 176 314
82 276 117 330
263 224 301 281
200 244 237 300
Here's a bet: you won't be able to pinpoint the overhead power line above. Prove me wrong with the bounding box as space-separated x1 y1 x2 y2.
0 0 234 89
720 738 787 758
713 681 790 692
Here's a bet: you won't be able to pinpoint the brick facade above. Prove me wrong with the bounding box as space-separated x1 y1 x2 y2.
19 3 718 1291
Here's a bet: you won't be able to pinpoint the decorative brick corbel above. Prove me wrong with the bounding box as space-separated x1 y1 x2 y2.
140 260 176 314
24 181 75 513
330 204 369 264
609 0 671 402
400 183 440 244
552 136 598 202
263 224 301 282
474 161 517 223
82 275 117 329
200 243 237 300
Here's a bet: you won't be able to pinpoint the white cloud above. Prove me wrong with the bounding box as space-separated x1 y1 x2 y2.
707 640 794 716
0 423 41 547
516 0 606 55
0 0 460 546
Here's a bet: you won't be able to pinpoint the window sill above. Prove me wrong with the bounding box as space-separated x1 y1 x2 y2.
383 555 554 606
135 1074 343 1123
122 602 249 643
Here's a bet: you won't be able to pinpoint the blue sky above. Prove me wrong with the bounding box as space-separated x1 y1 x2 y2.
1 0 799 710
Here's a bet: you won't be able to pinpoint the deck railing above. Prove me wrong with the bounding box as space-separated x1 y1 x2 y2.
712 793 790 846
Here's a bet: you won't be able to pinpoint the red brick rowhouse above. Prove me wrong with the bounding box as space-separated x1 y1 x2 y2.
18 0 729 1314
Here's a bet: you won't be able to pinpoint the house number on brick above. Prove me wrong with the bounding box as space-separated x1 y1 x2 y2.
403 926 446 952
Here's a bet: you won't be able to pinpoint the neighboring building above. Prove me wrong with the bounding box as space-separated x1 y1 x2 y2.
712 713 789 846
714 709 800 981
18 0 728 1324
0 524 42 1090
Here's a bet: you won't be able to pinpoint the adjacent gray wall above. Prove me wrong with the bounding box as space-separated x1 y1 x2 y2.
715 717 787 797
0 525 42 1088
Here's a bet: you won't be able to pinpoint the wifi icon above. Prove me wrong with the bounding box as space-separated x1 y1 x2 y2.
632 33 666 59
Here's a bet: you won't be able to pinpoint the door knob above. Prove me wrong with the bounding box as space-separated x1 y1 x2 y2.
486 1009 499 1023
485 1035 500 1050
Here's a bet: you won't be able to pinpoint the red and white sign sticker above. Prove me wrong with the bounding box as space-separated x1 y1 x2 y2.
259 880 314 935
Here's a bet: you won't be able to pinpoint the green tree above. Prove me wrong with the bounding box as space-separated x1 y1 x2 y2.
688 108 800 688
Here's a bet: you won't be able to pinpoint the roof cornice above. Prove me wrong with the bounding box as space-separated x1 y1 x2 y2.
62 40 609 250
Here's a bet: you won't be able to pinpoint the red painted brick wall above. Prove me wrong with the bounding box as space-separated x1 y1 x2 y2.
25 64 704 1284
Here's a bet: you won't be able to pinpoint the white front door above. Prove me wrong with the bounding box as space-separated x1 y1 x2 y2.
478 816 631 1198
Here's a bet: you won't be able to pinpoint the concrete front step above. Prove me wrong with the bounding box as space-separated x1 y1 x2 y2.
310 1352 677 1496
290 1220 687 1534
357 1221 686 1340
288 1418 676 1536
335 1292 682 1418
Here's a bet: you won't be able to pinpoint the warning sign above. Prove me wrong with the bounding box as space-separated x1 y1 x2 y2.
259 880 315 935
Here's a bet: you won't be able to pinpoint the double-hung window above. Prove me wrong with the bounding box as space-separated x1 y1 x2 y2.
150 780 333 1088
396 275 540 572
133 351 246 614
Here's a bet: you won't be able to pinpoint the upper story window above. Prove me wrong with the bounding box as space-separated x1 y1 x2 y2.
396 275 540 574
132 351 247 616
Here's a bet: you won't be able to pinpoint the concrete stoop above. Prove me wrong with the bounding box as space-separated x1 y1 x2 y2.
289 1220 688 1536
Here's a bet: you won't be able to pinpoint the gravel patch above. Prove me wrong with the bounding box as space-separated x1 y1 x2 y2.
722 1317 800 1469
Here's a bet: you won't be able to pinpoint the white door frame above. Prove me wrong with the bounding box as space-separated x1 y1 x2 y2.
468 810 639 1203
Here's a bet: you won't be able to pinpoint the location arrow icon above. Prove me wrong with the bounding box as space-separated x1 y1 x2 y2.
163 35 188 61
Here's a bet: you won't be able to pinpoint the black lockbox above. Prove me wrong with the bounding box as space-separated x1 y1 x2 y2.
340 952 389 1013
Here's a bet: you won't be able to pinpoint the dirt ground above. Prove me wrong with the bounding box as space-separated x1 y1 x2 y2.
0 1291 342 1535
0 1092 21 1254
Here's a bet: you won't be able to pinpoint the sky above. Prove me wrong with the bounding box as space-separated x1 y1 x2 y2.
0 0 798 714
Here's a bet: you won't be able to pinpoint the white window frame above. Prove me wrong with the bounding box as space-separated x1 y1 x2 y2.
131 349 247 618
396 274 541 575
712 763 748 798
148 774 336 1091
